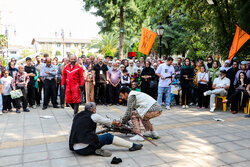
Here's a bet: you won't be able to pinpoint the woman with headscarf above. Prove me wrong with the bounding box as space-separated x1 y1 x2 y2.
126 60 137 82
180 58 194 109
226 60 239 97
141 61 155 97
220 60 231 72
8 61 18 78
207 60 221 90
205 56 213 70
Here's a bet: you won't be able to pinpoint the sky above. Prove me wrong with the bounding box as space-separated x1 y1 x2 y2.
0 0 101 46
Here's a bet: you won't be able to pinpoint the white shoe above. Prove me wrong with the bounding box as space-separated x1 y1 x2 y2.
130 135 144 141
0 111 2 115
32 105 36 109
142 131 152 137
166 106 171 110
182 105 186 109
185 105 189 109
210 109 214 113
152 131 159 138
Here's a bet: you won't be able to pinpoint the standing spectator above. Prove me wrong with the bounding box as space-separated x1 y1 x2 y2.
226 61 239 97
223 72 249 114
121 69 130 87
140 56 145 68
234 61 250 85
180 58 194 109
136 61 143 71
136 68 142 88
93 55 109 105
203 70 230 112
0 83 2 115
58 58 69 108
0 59 6 77
35 55 44 106
205 56 214 70
126 60 137 82
141 61 155 97
156 57 175 110
8 61 18 78
207 60 221 89
25 57 37 109
78 57 87 104
152 63 158 71
1 70 13 113
108 62 121 106
12 65 30 113
107 61 112 70
197 65 209 108
124 59 129 68
62 55 85 115
90 56 95 65
174 57 183 77
85 64 95 103
40 58 59 110
119 65 125 72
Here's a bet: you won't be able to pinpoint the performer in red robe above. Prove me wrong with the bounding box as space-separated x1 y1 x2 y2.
62 55 85 115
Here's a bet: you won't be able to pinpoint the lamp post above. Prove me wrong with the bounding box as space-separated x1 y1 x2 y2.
156 23 165 59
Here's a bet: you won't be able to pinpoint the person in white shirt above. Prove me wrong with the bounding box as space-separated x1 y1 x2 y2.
203 70 230 112
1 70 13 113
197 66 209 109
121 69 130 87
155 57 175 110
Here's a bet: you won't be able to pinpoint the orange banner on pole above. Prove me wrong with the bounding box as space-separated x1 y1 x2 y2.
228 25 250 61
139 27 157 55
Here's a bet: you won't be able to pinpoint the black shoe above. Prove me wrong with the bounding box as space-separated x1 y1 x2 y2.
53 105 59 108
61 104 64 108
111 157 122 164
129 144 143 151
42 106 47 110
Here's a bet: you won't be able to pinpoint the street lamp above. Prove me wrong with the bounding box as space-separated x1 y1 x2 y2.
156 23 165 59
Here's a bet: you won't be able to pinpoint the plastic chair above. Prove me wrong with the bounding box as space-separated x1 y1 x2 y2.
215 96 227 112
244 98 250 114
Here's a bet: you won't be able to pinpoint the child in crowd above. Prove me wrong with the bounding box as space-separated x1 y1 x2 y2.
170 76 181 105
0 70 13 113
121 69 130 88
197 65 208 108
136 69 142 88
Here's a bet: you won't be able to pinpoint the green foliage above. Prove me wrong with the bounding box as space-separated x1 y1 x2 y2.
89 33 119 57
20 48 34 59
0 35 7 49
55 50 61 56
0 56 8 68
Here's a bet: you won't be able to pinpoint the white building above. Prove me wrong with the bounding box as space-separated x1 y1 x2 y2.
31 37 92 57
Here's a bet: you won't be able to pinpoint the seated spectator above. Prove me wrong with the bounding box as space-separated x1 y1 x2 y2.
203 70 230 112
197 65 209 108
220 60 231 72
131 81 141 92
121 69 130 88
244 84 250 118
223 72 249 114
234 61 250 85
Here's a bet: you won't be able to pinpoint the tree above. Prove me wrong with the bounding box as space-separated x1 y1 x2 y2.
55 50 61 56
89 33 119 57
20 48 34 59
0 35 7 49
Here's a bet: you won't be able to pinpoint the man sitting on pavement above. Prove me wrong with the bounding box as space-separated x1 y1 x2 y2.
119 87 162 141
69 102 143 157
203 70 230 112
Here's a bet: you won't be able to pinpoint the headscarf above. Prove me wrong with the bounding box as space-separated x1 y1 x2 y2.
183 58 192 69
208 60 221 82
220 60 231 72
206 56 214 69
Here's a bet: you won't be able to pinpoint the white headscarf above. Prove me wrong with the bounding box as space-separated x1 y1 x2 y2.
220 60 231 72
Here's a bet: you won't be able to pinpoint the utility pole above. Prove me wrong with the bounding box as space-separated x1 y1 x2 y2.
119 6 124 60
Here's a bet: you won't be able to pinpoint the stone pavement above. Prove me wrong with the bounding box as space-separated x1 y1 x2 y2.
0 104 250 167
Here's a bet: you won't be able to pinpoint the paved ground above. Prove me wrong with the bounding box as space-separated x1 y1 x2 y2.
0 104 250 167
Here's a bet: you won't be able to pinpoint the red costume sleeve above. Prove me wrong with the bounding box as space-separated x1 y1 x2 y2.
61 65 67 86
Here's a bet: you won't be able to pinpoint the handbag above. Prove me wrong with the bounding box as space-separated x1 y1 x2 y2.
149 80 158 89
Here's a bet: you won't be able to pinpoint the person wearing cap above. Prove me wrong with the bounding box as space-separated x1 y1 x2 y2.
203 70 230 112
234 61 250 85
25 57 38 109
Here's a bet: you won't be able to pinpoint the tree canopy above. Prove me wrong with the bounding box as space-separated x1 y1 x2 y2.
83 0 250 60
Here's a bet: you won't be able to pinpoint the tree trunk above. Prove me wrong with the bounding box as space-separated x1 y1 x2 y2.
119 6 124 60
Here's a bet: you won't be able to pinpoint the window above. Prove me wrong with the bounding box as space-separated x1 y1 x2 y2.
10 51 17 54
57 43 61 47
74 43 78 47
66 43 71 48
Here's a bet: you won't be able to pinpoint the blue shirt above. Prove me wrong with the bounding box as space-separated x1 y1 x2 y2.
40 64 58 79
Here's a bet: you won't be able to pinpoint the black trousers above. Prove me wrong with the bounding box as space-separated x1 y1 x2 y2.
80 85 86 104
109 84 120 105
228 89 249 111
95 83 107 104
3 95 12 110
60 83 66 105
43 79 57 107
198 83 208 107
15 87 28 110
36 80 43 105
182 86 191 105
27 85 36 106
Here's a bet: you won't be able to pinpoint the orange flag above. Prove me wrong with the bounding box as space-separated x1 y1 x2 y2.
139 27 157 55
228 25 250 61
